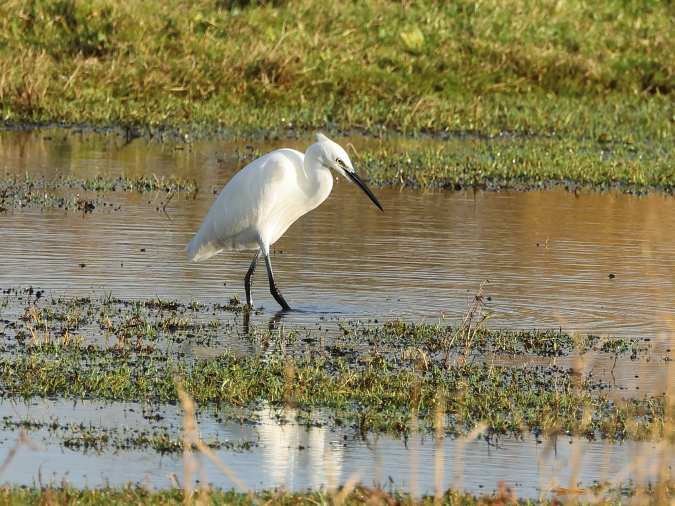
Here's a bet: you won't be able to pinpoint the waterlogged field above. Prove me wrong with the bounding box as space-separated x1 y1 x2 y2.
0 130 672 504
0 0 673 502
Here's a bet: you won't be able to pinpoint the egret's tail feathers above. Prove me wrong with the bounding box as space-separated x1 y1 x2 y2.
186 236 221 262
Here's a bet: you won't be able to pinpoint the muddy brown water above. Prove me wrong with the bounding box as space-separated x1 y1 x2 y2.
1 130 673 340
0 129 673 496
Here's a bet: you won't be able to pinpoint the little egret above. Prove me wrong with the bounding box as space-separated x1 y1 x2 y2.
186 133 383 310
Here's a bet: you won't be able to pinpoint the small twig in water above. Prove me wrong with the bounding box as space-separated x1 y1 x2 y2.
162 189 176 220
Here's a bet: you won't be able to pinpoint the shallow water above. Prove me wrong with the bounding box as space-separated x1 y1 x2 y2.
1 399 671 498
0 129 673 496
1 130 673 341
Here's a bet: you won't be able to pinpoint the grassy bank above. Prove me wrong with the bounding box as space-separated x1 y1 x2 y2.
0 1 672 142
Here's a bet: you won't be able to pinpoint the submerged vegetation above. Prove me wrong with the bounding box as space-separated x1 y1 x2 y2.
0 416 255 454
0 173 197 211
0 289 669 442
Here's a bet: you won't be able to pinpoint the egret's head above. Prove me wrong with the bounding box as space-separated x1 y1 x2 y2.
313 133 383 212
314 132 354 176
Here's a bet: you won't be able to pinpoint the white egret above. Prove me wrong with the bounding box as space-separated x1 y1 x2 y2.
186 133 383 310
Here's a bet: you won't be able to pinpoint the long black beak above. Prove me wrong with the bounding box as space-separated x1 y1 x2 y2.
346 171 383 212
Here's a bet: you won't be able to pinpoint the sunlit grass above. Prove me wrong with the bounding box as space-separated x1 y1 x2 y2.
0 0 672 141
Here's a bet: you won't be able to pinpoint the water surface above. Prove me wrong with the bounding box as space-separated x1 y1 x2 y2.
1 130 673 341
1 399 670 498
0 129 673 497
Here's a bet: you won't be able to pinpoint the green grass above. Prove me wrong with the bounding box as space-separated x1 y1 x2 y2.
1 129 673 201
0 415 255 454
0 173 197 211
358 320 642 357
356 136 675 193
3 348 666 441
1 290 666 441
0 0 672 143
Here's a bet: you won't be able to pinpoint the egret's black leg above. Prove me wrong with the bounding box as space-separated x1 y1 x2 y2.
244 250 260 307
263 251 291 311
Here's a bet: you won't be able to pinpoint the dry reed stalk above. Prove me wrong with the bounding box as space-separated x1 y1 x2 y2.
560 333 597 503
433 392 445 506
654 318 674 506
0 430 39 478
452 422 487 496
409 404 419 501
332 473 360 506
178 380 200 504
442 280 490 367
176 381 255 505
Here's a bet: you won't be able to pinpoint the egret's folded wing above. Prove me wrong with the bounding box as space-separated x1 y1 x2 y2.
186 152 297 261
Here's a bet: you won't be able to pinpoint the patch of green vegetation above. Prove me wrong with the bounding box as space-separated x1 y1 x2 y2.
0 416 256 454
0 290 668 441
0 1 671 143
0 173 197 211
2 288 645 359
3 291 237 351
357 320 641 358
0 483 671 505
0 345 666 441
128 132 675 195
357 136 675 194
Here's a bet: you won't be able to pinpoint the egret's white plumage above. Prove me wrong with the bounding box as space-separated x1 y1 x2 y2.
187 133 382 310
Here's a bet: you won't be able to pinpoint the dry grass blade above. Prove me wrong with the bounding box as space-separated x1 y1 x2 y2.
443 280 490 366
176 381 257 504
654 319 674 506
178 380 198 504
332 473 360 506
0 429 40 477
433 393 445 506
453 421 488 495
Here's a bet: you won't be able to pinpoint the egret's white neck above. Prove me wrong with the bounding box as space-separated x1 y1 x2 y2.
300 143 334 208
